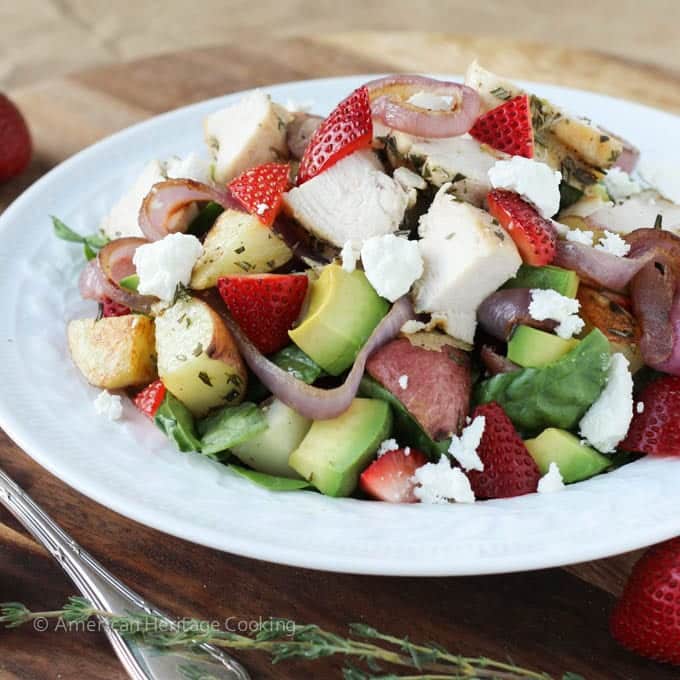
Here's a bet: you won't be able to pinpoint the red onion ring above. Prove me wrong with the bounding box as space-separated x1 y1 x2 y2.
138 179 240 241
477 288 557 341
223 297 415 420
480 345 520 376
365 75 480 138
654 292 680 375
286 113 323 160
600 128 640 172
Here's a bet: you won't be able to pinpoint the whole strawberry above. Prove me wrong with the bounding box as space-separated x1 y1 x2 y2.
0 93 32 182
610 537 680 665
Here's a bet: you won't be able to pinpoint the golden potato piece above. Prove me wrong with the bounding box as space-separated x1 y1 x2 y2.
67 315 157 389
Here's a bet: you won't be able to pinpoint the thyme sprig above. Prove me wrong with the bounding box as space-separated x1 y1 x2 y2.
0 597 584 680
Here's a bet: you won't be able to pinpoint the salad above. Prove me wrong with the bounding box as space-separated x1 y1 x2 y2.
57 62 680 505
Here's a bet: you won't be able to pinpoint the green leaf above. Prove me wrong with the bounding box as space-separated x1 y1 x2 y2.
562 674 587 680
359 375 450 459
558 181 584 211
154 392 202 452
475 329 611 435
198 402 268 456
51 215 86 243
85 233 110 249
83 242 97 261
270 345 324 384
119 274 139 291
188 201 224 237
229 465 312 491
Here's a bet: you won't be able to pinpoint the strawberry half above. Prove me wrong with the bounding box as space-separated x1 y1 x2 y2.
359 448 428 503
228 162 290 227
469 94 533 158
621 375 680 457
297 86 372 185
217 274 308 354
102 297 131 317
0 93 32 182
486 189 556 266
610 537 680 665
466 402 541 499
133 380 166 419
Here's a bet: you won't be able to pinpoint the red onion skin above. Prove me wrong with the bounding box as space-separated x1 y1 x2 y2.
480 345 520 376
98 237 146 282
477 288 556 341
221 297 415 420
365 74 480 138
655 292 680 375
286 113 323 160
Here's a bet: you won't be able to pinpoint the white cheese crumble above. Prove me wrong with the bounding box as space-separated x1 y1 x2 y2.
447 415 486 472
285 98 314 113
404 447 411 456
595 230 631 257
412 456 475 504
377 438 399 457
360 234 424 302
340 240 360 273
566 229 594 246
256 202 269 216
604 167 641 201
93 390 123 421
133 233 204 302
636 401 645 414
488 156 562 218
529 289 585 339
638 157 680 205
406 91 453 111
579 353 634 453
401 320 427 335
537 462 565 494
398 374 409 390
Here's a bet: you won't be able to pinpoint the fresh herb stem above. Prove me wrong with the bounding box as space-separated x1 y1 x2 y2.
51 216 109 261
0 598 575 679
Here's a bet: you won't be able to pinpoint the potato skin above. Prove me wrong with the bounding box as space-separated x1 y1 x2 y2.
67 315 157 389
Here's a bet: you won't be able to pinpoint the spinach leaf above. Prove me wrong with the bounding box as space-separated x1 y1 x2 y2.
51 215 109 260
558 182 584 211
229 464 312 491
198 402 268 457
154 392 202 452
188 201 223 237
359 375 449 459
475 329 611 435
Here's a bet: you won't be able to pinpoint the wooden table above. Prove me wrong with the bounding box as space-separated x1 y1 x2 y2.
1 33 679 680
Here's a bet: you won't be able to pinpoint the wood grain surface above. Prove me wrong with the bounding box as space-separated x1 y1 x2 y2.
1 33 679 680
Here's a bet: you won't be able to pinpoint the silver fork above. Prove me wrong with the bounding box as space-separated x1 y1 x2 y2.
0 466 250 680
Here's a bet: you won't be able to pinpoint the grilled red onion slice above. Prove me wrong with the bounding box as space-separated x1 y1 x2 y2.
477 288 556 341
600 128 640 172
287 113 323 160
139 179 239 241
365 75 480 138
655 292 680 375
223 297 415 420
480 345 519 376
79 238 157 313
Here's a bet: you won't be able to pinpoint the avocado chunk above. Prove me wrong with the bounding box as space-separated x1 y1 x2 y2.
507 325 579 368
288 398 392 497
232 399 312 478
524 428 611 482
289 264 389 375
505 264 579 298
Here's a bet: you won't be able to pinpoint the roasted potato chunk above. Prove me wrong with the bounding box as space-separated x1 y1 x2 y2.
67 315 157 389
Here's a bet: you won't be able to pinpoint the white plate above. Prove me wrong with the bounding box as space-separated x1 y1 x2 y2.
1 75 679 576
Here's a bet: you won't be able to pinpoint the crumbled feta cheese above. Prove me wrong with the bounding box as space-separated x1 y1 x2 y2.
360 234 424 302
340 240 360 273
412 456 475 504
285 98 314 113
604 167 641 201
93 390 123 421
377 438 399 457
537 462 565 494
636 401 645 414
407 91 453 111
398 374 409 390
529 289 584 339
595 230 631 257
638 157 680 205
579 353 634 453
401 320 427 335
566 229 594 246
488 156 562 218
133 233 204 302
256 202 269 216
404 447 411 456
447 415 486 472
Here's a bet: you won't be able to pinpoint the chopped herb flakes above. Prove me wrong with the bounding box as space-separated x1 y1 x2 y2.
198 371 213 387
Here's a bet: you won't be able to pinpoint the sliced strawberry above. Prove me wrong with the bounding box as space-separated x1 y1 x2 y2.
486 189 556 266
621 375 680 457
228 162 290 227
359 448 428 503
610 537 680 665
217 274 308 354
469 94 533 158
0 93 32 182
133 380 166 419
102 297 131 317
297 86 372 185
466 402 541 499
